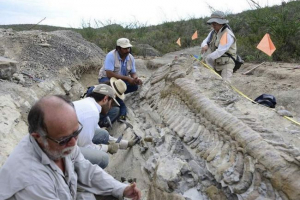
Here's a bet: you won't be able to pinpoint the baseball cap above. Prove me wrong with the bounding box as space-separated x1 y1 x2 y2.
116 38 132 48
92 84 120 106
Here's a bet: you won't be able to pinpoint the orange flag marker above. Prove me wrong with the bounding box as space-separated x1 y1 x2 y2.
192 31 198 40
257 33 276 56
220 32 227 45
176 38 181 46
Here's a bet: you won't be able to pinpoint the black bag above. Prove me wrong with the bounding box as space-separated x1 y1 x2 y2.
225 53 244 73
254 94 276 108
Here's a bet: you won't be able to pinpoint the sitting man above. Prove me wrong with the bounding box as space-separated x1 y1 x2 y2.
74 84 138 169
98 38 143 121
0 95 141 200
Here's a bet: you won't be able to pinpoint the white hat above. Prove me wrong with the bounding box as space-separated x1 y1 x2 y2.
207 11 229 25
92 84 120 106
110 77 127 100
116 38 132 48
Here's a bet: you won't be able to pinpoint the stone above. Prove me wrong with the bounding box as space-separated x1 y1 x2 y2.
0 57 18 80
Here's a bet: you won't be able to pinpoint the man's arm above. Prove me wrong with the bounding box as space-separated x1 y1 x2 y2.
129 73 143 85
13 180 60 200
201 30 213 54
74 146 128 199
106 70 136 85
206 32 234 60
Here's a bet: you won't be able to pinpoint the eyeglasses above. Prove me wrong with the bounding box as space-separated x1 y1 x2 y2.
46 122 83 146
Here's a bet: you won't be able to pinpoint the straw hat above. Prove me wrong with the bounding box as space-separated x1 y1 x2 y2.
110 77 127 100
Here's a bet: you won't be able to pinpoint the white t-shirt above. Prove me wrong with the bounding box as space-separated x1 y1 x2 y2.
74 97 108 152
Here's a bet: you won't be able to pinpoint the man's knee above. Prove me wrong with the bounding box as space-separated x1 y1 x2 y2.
92 128 109 144
98 153 109 169
79 147 109 169
125 85 138 94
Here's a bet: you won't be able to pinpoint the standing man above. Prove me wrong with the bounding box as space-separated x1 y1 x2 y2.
0 95 141 200
201 11 237 83
74 84 137 169
98 38 143 121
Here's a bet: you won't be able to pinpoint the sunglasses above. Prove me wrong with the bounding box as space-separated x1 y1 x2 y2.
46 122 83 146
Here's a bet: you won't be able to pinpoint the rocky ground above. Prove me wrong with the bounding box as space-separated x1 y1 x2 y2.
1 28 300 200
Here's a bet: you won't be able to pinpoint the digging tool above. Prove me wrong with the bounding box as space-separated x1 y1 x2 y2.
116 120 133 143
106 116 112 129
118 119 142 145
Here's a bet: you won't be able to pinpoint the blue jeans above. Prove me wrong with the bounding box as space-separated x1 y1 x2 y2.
92 127 109 144
99 77 138 116
79 128 109 169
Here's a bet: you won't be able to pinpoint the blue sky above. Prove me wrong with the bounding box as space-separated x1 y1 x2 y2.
0 0 284 28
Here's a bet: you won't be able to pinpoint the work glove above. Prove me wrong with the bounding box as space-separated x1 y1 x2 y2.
127 137 140 148
107 143 119 154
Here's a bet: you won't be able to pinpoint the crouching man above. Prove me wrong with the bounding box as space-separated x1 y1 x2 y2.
0 95 141 200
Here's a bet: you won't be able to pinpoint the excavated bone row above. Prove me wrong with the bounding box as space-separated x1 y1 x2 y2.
188 126 205 149
222 151 244 185
208 141 231 182
175 118 194 138
168 116 183 130
196 130 215 157
230 156 254 194
206 140 224 162
156 98 169 114
186 125 204 146
172 117 190 138
171 78 300 199
164 101 181 122
183 122 199 143
202 133 220 159
216 142 238 183
150 64 171 85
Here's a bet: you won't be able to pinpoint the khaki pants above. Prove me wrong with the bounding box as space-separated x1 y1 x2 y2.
215 62 234 82
206 57 234 82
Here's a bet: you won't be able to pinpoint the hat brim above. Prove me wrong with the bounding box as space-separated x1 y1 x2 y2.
112 97 120 106
119 44 132 48
110 77 126 100
207 18 228 25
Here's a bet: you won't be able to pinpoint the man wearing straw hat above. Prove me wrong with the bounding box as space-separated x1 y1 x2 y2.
201 11 237 82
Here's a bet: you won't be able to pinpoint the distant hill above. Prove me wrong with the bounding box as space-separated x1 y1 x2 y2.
0 24 76 32
1 1 300 62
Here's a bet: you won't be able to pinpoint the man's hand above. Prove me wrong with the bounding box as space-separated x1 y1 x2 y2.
201 45 208 54
127 137 140 148
123 182 141 200
107 143 119 154
127 77 137 85
133 77 143 85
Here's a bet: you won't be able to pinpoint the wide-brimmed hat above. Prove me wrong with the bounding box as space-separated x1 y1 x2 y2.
110 77 127 100
116 38 132 48
92 84 120 106
207 11 229 25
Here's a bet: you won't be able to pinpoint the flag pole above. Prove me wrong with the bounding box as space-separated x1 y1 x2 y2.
242 62 265 75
